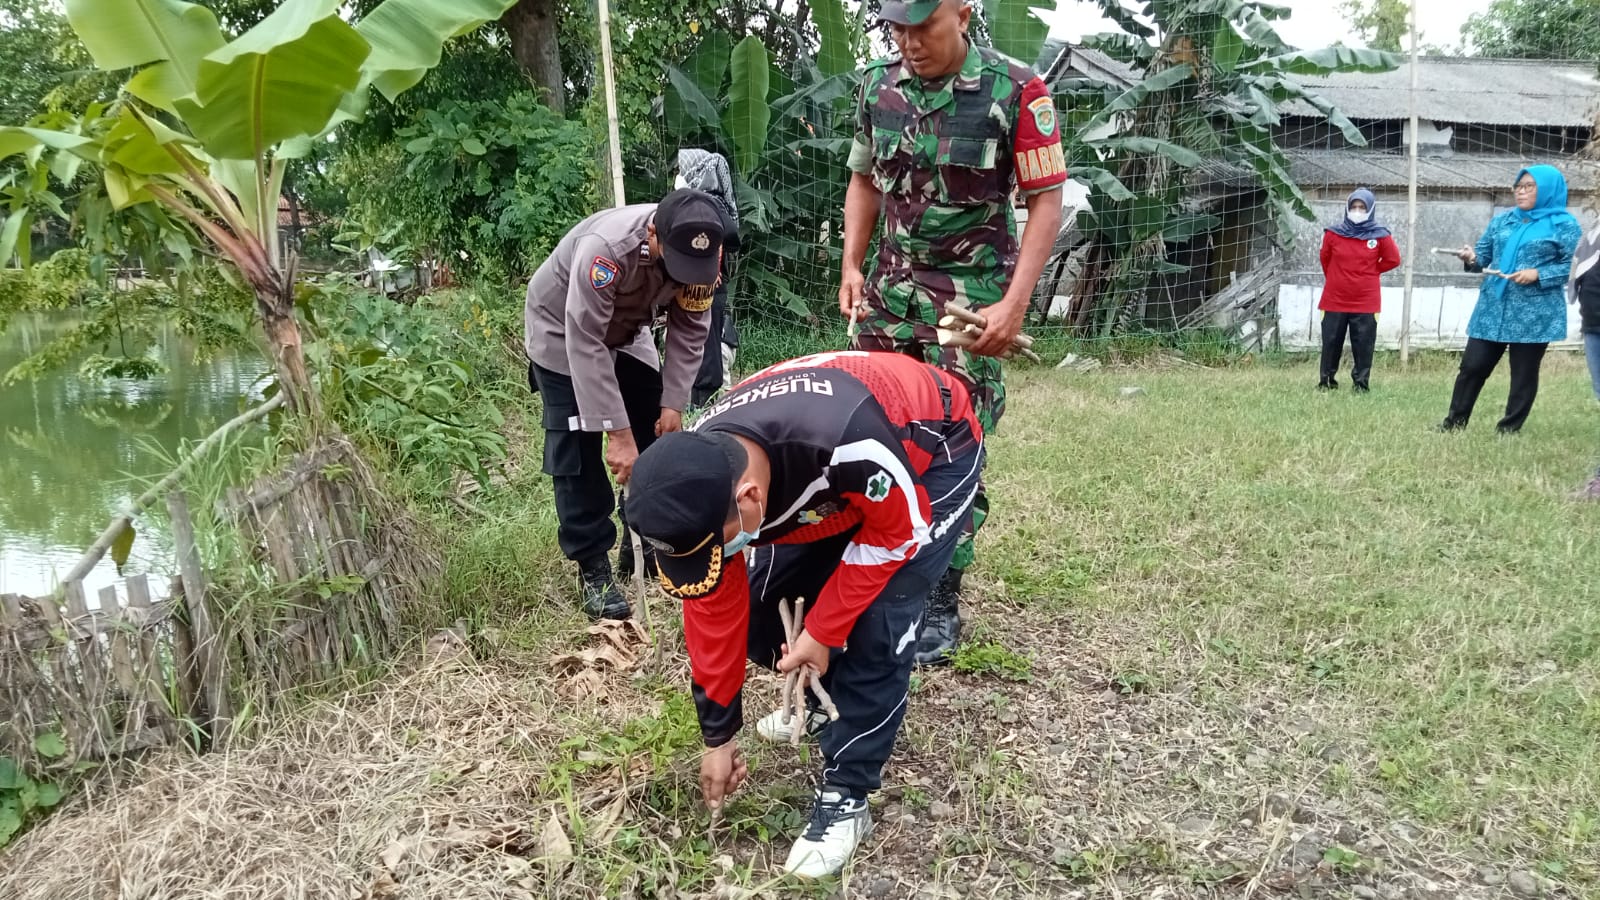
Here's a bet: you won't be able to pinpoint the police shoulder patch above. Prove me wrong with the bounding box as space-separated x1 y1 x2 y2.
589 256 619 290
1028 95 1056 137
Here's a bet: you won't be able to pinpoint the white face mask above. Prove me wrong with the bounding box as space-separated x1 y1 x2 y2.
1348 210 1371 224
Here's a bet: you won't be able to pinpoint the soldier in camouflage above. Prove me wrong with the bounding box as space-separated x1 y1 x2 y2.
840 0 1066 665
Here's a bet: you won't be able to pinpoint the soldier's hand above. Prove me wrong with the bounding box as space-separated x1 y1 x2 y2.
968 299 1025 358
655 408 683 437
838 270 867 322
606 429 639 484
700 741 747 810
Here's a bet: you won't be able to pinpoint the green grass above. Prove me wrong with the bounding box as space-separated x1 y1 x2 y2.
418 341 1600 890
983 352 1600 877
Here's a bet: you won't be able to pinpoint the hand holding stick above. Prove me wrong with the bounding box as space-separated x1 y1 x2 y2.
938 306 1042 363
777 597 839 744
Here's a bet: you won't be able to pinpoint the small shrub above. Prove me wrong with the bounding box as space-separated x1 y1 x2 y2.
951 640 1034 682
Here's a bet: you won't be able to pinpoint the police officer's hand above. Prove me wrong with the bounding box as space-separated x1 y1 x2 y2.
838 270 867 324
606 429 639 484
656 408 683 437
700 740 747 810
777 628 831 678
968 299 1025 358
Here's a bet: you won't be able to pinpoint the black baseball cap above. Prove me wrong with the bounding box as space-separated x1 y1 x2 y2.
653 188 725 286
624 430 742 599
879 0 943 25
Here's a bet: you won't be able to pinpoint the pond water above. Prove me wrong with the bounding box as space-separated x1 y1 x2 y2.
0 313 268 599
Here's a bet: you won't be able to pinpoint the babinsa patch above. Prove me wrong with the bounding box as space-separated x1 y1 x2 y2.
590 256 619 290
1028 95 1056 137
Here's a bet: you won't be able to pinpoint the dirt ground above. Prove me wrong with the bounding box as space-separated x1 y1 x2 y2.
0 598 1562 900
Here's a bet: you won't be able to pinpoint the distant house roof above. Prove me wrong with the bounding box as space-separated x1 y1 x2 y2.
1044 44 1138 90
1049 45 1598 129
1285 151 1600 192
1287 58 1599 128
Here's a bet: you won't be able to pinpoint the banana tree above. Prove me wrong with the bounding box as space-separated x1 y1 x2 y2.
1061 0 1399 334
0 0 520 417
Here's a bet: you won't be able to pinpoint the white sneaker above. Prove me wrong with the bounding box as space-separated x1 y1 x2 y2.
755 707 829 743
782 788 873 878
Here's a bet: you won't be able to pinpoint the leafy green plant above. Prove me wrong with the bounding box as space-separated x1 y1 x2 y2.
306 282 511 490
380 92 602 284
951 640 1036 682
1322 845 1364 873
1 738 68 848
1112 670 1156 695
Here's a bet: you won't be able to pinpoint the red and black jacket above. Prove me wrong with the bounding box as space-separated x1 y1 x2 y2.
683 351 982 746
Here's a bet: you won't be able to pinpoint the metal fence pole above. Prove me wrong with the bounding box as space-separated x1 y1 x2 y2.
1400 1 1421 366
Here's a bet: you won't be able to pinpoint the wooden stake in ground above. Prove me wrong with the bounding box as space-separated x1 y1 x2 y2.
776 597 839 744
621 485 662 671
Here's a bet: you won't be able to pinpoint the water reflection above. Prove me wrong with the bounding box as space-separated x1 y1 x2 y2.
0 313 268 598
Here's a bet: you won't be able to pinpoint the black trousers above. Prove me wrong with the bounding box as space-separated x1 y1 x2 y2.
1445 338 1548 433
743 442 984 793
691 283 732 407
528 356 662 566
1320 311 1376 387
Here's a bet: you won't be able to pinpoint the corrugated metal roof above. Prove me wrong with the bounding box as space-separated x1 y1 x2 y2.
1047 46 1140 89
1055 47 1598 128
1285 151 1600 191
1278 58 1597 127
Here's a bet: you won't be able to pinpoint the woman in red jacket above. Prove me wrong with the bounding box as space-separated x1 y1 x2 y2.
1318 188 1402 391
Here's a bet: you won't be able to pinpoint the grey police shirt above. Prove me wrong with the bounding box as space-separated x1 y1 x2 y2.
524 203 712 431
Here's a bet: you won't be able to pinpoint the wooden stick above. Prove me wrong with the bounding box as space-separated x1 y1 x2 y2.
63 393 284 586
805 673 840 721
945 304 988 328
789 597 807 744
777 598 798 726
622 485 659 670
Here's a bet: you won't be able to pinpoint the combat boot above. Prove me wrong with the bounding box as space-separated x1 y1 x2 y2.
615 527 658 582
578 557 631 620
913 567 963 667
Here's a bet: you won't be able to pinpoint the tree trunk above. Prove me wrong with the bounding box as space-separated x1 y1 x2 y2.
257 291 321 421
502 0 565 115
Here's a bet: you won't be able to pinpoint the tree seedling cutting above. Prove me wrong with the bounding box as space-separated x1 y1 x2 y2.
777 597 839 744
936 304 1043 363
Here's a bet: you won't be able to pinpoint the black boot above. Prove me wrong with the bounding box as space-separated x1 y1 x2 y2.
914 568 963 667
1352 381 1370 394
578 556 631 620
1317 377 1338 391
615 529 658 582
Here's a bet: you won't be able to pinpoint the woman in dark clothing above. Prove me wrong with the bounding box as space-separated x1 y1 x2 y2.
1571 221 1599 402
1317 187 1402 391
1441 166 1583 434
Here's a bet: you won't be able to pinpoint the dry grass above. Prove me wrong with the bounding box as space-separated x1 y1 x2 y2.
3 355 1597 899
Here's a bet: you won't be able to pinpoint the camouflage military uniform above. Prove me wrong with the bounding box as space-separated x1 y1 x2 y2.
847 40 1067 569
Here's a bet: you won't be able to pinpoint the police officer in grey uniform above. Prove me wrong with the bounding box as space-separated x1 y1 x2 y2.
524 189 724 619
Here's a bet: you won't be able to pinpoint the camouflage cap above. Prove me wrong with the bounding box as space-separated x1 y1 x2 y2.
878 0 944 25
